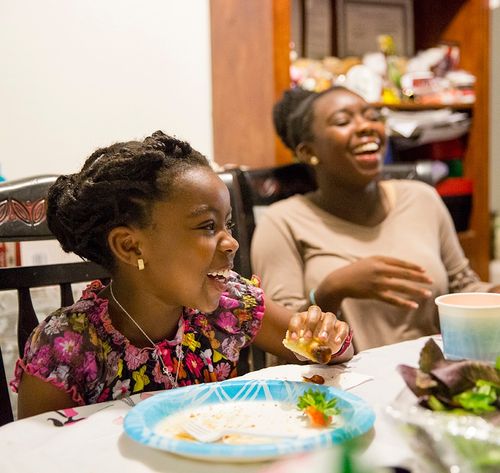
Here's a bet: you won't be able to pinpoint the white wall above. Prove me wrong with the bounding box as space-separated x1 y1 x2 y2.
0 0 213 180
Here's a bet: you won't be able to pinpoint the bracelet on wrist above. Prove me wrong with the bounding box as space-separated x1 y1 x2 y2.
309 288 317 306
329 329 353 361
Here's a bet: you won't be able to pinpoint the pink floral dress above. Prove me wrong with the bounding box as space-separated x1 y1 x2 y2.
11 272 265 406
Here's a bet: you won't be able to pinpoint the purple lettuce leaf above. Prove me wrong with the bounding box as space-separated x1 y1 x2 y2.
397 339 500 418
430 361 500 395
418 338 451 373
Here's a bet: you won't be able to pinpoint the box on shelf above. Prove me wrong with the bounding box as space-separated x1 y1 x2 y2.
436 177 473 232
391 136 467 162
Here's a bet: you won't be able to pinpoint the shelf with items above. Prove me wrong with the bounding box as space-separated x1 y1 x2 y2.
372 102 473 112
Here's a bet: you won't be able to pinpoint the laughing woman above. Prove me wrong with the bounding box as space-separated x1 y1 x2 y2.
251 86 499 352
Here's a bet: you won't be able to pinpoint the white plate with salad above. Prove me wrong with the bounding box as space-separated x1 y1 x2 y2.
124 379 375 462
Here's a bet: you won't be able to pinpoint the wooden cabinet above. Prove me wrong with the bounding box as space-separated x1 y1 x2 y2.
210 0 490 279
412 1 490 279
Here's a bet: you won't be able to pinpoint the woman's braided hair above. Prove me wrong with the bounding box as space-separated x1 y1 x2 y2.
47 131 210 270
273 86 351 152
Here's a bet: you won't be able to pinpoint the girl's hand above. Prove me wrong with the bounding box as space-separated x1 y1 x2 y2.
284 305 351 363
317 255 433 311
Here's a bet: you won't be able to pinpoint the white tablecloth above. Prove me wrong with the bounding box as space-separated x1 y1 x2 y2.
0 336 436 473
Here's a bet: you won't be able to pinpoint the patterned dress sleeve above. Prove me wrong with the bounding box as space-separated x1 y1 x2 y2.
10 308 103 405
211 272 265 362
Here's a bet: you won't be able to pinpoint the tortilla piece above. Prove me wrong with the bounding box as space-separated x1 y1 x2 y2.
282 332 332 364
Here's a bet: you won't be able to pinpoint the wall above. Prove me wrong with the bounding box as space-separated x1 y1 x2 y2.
0 0 213 180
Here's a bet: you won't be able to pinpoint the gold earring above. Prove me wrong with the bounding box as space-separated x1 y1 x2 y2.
310 156 319 166
137 258 145 271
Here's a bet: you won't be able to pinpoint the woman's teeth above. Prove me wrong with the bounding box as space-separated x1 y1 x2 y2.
353 142 379 154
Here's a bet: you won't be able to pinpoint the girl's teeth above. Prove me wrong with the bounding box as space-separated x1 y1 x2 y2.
208 269 230 278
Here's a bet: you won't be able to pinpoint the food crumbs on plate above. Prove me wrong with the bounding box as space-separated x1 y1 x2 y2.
157 399 340 444
302 374 325 385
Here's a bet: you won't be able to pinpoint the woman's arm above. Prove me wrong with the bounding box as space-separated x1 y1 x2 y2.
251 212 309 310
17 373 78 419
253 300 353 363
314 255 433 312
432 186 496 293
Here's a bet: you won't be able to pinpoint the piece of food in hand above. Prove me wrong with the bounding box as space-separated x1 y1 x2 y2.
283 331 332 363
297 388 339 428
302 374 325 385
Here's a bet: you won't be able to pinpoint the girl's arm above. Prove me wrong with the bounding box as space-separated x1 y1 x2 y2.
253 300 353 364
17 373 78 419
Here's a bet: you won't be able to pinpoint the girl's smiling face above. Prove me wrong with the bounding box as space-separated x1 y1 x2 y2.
307 88 386 188
139 167 239 313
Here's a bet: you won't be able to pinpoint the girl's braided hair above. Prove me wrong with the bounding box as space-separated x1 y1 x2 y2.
47 131 210 270
272 86 351 152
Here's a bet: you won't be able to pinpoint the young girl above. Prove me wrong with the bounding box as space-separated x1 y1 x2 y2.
11 131 352 419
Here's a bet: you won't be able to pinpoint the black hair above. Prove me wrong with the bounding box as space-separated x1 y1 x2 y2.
47 131 211 270
273 86 353 152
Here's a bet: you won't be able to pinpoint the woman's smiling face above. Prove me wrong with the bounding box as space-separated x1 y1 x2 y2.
308 88 387 188
139 167 239 313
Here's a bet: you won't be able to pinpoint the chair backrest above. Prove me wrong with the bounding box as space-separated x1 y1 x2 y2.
217 169 255 279
242 160 435 210
0 175 110 426
241 163 317 207
216 169 267 373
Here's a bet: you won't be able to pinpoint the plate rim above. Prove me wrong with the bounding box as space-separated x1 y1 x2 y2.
123 379 375 461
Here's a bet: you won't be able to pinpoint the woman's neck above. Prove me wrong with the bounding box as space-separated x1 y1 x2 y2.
102 281 183 347
310 180 389 226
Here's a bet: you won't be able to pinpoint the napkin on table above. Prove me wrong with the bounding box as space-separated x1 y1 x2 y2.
239 364 372 391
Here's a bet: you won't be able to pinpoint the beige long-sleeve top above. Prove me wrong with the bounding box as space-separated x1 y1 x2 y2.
251 180 492 351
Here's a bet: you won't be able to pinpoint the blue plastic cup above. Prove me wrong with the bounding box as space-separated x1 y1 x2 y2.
435 293 500 364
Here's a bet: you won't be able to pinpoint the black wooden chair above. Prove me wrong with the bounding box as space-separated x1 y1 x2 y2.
242 160 435 210
217 169 267 373
0 175 110 426
217 169 255 279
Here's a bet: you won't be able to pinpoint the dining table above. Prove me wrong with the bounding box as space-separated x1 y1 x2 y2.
0 335 438 473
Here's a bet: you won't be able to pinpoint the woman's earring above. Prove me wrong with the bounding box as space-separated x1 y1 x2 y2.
137 258 145 271
309 156 320 166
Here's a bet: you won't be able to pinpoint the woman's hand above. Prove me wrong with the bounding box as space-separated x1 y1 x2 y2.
284 305 352 363
316 255 433 311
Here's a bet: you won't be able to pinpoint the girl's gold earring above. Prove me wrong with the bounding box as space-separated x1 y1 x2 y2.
310 156 320 166
137 258 145 271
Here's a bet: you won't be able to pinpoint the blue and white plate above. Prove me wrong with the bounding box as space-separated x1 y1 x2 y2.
124 379 375 462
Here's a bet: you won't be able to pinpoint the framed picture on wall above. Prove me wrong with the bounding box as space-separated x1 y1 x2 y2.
336 0 414 57
303 0 333 59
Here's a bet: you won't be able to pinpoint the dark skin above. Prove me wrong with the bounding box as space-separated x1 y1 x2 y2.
17 168 352 419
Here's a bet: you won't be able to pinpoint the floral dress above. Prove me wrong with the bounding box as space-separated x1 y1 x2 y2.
11 272 265 406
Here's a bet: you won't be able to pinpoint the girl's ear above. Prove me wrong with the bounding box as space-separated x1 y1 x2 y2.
107 226 143 268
